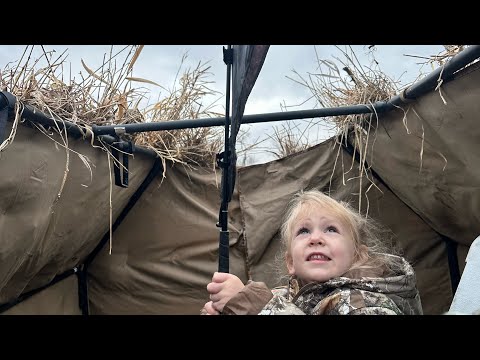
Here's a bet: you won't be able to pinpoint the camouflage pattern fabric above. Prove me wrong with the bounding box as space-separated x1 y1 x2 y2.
259 255 423 315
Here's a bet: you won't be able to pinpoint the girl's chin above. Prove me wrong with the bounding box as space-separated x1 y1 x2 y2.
304 274 330 283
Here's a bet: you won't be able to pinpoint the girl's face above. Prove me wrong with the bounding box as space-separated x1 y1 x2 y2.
286 206 356 283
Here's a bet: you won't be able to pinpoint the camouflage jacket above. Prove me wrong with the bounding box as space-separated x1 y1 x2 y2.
223 255 423 315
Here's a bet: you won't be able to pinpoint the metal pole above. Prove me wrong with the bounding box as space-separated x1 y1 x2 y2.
89 44 480 135
217 45 232 273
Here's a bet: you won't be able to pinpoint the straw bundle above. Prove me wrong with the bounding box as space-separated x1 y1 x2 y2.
135 54 224 169
286 45 401 212
0 45 225 169
288 46 398 140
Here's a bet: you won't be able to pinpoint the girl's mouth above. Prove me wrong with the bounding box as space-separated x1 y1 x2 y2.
307 253 331 261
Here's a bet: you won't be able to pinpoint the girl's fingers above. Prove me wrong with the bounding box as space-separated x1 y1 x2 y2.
204 301 220 315
206 281 221 294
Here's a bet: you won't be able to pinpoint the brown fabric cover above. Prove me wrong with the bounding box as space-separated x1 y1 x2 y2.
2 275 81 315
0 124 152 310
364 62 480 246
87 165 247 314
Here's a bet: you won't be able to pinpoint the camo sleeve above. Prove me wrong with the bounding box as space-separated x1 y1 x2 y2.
258 293 306 315
222 281 274 315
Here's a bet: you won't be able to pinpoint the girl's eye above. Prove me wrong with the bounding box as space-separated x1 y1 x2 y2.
326 226 338 233
296 227 310 236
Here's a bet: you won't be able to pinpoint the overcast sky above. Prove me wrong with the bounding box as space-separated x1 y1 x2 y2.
0 45 445 164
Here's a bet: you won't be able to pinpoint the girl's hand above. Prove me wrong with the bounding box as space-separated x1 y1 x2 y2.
206 272 245 312
201 300 220 315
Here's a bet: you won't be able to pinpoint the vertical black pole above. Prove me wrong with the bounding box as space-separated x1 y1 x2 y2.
76 265 89 315
443 236 461 295
218 45 232 273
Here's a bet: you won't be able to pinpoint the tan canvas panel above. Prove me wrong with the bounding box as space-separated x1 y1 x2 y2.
0 123 153 306
88 165 246 314
2 275 81 315
365 63 480 247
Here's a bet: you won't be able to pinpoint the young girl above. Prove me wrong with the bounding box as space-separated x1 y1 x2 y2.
203 189 423 315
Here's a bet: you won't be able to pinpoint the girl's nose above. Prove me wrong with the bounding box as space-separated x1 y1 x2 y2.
309 230 324 246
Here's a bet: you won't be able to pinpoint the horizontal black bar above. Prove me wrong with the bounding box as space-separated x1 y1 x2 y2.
92 104 384 136
0 92 96 139
22 104 88 138
0 91 15 110
92 117 228 134
91 45 480 136
1 91 158 158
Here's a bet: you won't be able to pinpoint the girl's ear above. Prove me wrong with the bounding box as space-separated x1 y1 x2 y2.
286 252 295 275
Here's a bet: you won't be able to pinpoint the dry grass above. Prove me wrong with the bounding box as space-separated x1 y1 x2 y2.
401 45 468 94
287 46 398 139
431 45 467 66
404 45 468 106
0 46 147 126
0 45 226 169
265 121 312 159
284 45 401 213
135 54 224 169
404 45 467 71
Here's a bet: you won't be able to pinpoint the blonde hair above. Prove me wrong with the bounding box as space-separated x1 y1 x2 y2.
279 189 401 280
